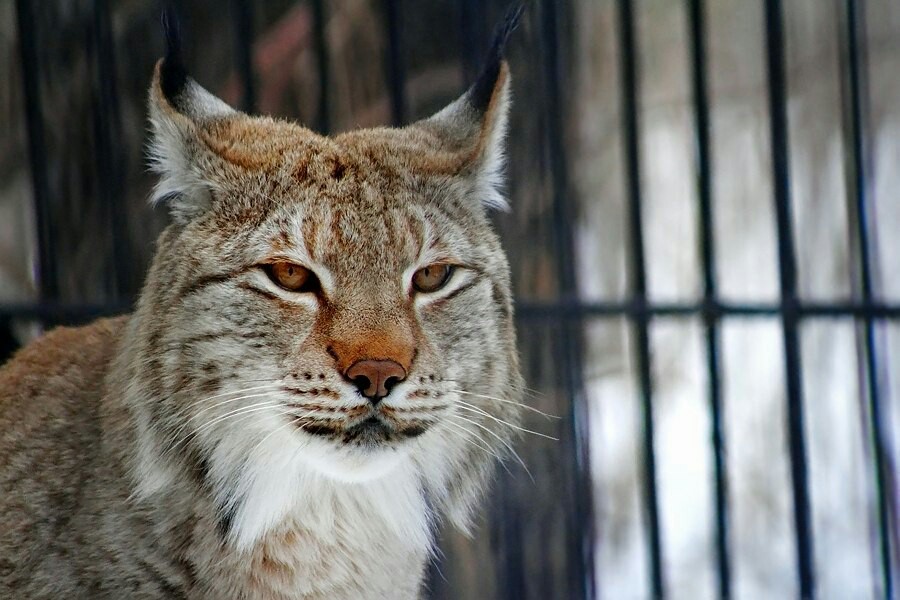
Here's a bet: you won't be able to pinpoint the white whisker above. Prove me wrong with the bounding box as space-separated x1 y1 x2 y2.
194 382 282 403
189 390 280 419
449 388 559 420
168 400 283 455
246 406 317 457
447 413 533 483
441 421 512 477
454 400 558 441
170 391 281 442
510 384 548 400
195 400 285 435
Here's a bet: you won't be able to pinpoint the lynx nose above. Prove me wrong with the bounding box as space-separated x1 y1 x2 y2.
345 359 407 404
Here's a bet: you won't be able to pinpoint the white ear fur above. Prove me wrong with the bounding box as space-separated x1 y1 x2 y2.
147 78 237 223
422 66 512 212
477 79 511 212
472 74 511 212
147 102 205 222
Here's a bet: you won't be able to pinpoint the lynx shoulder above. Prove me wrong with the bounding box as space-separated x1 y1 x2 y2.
0 6 524 599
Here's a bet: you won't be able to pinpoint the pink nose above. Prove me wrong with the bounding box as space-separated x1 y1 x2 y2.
345 359 407 404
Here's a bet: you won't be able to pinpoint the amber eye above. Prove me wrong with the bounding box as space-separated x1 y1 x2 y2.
265 262 318 293
412 264 454 293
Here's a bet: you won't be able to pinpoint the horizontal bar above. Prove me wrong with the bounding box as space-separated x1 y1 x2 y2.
0 302 131 322
516 300 900 319
2 300 900 324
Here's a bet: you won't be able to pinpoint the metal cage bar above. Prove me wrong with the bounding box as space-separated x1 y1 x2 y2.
383 0 406 127
232 0 256 113
89 0 129 298
539 1 596 598
616 0 666 596
840 0 897 596
518 300 900 319
14 0 58 301
459 0 487 85
763 0 816 596
686 0 732 597
3 299 900 323
311 0 331 134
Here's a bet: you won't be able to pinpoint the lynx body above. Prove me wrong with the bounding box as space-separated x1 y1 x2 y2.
0 8 524 599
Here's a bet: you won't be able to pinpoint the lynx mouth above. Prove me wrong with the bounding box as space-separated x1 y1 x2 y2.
291 414 430 445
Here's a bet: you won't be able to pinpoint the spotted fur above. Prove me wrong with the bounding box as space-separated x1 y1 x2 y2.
0 6 524 599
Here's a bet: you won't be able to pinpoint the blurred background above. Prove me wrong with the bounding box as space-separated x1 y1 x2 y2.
1 0 899 598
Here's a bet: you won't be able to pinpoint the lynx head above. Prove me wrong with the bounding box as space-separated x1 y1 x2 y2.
129 7 525 550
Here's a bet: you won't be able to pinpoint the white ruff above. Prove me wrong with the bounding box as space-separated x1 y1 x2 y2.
205 413 434 554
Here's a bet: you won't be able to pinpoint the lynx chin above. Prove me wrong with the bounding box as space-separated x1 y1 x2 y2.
0 5 527 600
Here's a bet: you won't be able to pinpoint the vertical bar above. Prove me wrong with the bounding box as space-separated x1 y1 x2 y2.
459 0 486 85
617 1 665 597
541 2 596 598
383 0 406 126
0 319 17 363
840 0 897 596
686 0 732 598
763 1 816 597
232 0 256 113
14 0 58 302
311 0 331 134
89 0 130 299
499 475 526 600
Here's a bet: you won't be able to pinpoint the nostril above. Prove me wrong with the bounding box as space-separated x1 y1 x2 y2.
383 375 401 393
352 375 372 395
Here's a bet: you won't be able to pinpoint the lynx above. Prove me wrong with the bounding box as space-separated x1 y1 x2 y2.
0 7 524 599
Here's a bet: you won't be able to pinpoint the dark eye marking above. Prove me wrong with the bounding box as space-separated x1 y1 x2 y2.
428 278 481 306
177 271 237 301
237 282 280 301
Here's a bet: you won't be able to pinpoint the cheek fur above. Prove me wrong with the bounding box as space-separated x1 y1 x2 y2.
420 283 499 357
168 283 320 374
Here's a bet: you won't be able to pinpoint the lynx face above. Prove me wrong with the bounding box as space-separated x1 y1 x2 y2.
128 19 523 550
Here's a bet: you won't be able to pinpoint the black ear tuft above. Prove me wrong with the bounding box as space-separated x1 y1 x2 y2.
470 2 525 112
160 4 188 101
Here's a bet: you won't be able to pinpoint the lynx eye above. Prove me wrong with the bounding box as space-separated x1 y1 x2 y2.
264 262 318 293
412 264 454 293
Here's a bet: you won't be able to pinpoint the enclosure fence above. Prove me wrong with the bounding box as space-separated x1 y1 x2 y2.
6 0 900 598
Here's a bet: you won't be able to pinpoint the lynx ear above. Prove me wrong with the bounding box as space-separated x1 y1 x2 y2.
418 3 524 211
147 7 237 222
